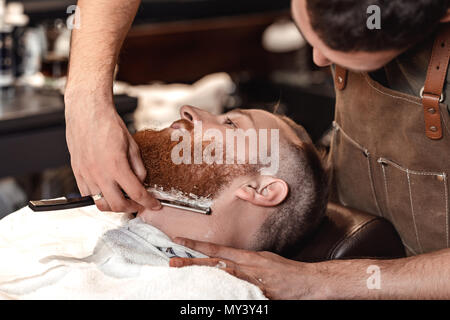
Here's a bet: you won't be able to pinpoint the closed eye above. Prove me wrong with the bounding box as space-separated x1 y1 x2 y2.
224 117 237 128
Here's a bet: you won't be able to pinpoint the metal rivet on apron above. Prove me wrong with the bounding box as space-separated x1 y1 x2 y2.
427 107 436 114
436 175 445 182
430 126 438 132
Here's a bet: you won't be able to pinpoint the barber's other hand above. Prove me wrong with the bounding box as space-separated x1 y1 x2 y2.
65 93 161 213
169 238 324 300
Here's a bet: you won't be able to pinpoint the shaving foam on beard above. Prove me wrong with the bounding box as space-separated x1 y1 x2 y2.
148 185 213 210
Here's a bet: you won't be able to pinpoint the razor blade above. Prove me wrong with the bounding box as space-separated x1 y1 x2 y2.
28 193 212 215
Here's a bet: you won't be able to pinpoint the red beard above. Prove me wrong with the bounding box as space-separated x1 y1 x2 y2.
133 119 257 199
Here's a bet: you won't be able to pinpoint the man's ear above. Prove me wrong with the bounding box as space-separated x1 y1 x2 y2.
441 9 450 23
235 176 289 207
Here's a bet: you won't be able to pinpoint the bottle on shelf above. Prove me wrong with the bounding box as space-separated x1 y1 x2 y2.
6 2 29 79
0 0 14 91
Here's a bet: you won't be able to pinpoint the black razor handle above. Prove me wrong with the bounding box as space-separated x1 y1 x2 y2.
28 194 212 215
28 196 95 212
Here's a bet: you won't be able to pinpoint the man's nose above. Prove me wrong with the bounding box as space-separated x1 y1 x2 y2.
180 105 202 122
313 47 332 67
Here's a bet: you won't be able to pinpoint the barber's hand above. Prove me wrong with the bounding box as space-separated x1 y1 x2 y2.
169 238 324 300
65 94 161 213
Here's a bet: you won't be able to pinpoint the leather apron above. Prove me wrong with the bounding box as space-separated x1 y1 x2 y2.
330 26 450 256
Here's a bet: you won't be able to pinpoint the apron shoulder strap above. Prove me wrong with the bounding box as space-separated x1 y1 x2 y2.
334 25 450 140
421 24 450 140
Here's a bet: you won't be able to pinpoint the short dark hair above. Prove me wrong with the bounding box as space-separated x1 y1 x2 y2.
255 116 329 257
306 0 449 52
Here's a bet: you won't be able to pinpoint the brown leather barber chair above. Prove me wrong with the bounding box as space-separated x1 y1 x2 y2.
293 202 406 262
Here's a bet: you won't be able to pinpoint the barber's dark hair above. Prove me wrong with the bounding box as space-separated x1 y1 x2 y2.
255 115 329 257
306 0 449 52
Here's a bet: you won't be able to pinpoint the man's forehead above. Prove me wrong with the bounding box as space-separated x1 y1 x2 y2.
239 109 278 128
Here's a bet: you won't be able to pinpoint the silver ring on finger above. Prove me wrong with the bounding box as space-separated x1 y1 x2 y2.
215 261 227 269
92 192 104 201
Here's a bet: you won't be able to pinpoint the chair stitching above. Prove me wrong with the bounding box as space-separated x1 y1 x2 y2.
329 218 399 259
328 219 377 259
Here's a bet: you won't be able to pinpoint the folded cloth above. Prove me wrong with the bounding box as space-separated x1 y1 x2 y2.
39 217 209 278
131 72 234 131
0 206 266 300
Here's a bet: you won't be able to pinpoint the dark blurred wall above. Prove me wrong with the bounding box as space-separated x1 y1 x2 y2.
14 0 290 26
117 11 291 84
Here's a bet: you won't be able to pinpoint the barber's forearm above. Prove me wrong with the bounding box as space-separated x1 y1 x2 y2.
311 249 450 299
65 0 141 98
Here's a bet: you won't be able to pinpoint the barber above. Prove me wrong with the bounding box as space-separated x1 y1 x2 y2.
65 0 160 212
66 0 450 298
171 0 450 299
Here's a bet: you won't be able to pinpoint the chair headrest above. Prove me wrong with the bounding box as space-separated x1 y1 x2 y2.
291 203 406 262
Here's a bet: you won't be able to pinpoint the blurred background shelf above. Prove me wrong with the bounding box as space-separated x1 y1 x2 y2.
0 88 138 179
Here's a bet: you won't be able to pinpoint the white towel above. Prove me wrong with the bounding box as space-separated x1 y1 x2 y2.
130 73 234 131
0 205 266 300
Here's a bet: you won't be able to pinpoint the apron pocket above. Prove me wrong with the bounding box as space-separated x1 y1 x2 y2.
331 122 382 216
378 157 449 254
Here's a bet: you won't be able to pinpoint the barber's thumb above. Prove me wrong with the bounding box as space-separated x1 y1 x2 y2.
129 149 147 183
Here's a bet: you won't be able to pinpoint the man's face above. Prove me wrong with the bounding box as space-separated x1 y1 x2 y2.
133 120 256 201
135 106 295 250
291 0 404 71
133 106 285 198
